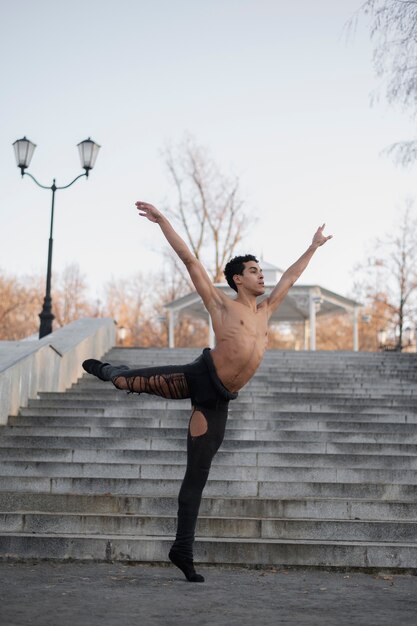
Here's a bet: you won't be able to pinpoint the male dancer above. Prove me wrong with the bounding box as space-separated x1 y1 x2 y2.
83 201 332 582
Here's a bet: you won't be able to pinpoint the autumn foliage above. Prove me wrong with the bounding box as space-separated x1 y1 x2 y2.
0 264 210 347
1 257 414 351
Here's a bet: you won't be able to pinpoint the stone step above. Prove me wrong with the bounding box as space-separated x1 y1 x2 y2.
257 367 417 374
39 390 417 406
2 462 417 484
250 396 417 404
1 533 416 568
258 362 417 368
24 397 417 413
9 414 417 428
0 448 257 465
252 375 417 384
1 511 416 541
2 450 417 477
2 431 417 448
4 421 417 439
0 461 252 480
15 402 417 418
25 389 417 404
2 492 417 521
3 475 417 499
30 387 417 401
40 382 417 395
252 387 417 395
259 358 417 365
251 369 417 377
257 481 417 499
18 401 417 416
28 392 417 414
2 441 417 462
0 476 259 496
255 360 416 367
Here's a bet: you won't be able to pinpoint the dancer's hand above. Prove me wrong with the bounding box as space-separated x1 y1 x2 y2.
136 201 163 223
312 224 332 248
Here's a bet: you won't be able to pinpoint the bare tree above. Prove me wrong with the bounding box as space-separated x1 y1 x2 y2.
162 136 253 283
102 272 170 347
353 203 417 350
101 268 209 348
353 0 417 164
53 264 93 327
103 275 147 346
0 271 42 340
0 265 96 340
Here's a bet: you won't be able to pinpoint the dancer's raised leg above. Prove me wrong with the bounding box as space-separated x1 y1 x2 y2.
82 359 190 399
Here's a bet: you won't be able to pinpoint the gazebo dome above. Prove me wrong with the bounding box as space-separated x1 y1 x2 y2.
257 260 284 284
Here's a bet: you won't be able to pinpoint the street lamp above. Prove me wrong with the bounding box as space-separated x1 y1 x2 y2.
13 136 101 338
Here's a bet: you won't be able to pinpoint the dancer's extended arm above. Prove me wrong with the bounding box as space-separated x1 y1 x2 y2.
136 201 224 310
266 224 332 316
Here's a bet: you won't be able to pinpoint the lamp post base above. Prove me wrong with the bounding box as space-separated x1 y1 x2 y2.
39 297 54 339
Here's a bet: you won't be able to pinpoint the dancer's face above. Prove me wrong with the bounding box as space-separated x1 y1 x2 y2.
234 261 265 295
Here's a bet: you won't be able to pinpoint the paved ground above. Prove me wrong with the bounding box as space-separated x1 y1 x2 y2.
0 562 416 626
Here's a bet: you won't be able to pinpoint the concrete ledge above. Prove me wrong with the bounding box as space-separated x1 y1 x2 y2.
1 534 417 570
0 318 115 426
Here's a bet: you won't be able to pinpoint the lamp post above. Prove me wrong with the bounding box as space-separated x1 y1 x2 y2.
13 136 101 338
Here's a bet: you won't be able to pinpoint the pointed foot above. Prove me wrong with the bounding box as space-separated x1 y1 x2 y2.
82 359 111 381
169 548 205 583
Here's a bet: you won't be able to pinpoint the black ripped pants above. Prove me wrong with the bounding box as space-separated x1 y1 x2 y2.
101 348 238 561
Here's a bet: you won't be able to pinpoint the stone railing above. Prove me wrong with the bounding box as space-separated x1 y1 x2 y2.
0 318 116 426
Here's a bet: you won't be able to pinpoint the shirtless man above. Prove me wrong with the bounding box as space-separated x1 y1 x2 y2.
82 201 332 582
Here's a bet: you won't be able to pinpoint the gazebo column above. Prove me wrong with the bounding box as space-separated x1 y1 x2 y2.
353 306 359 352
168 310 175 349
303 319 308 350
309 291 317 351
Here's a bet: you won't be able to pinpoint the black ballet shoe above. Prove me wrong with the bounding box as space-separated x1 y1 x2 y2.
82 359 111 381
169 548 205 583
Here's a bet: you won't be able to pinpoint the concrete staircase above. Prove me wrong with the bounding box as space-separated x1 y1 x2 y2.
1 348 417 570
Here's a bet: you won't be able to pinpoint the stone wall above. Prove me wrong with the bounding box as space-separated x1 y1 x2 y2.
0 318 116 426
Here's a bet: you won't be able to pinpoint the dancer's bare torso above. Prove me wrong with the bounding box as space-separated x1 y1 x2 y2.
209 296 270 393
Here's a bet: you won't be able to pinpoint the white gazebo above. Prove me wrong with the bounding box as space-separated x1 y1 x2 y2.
164 261 362 350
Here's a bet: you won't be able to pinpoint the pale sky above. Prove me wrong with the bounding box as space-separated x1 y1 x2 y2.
1 0 416 303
